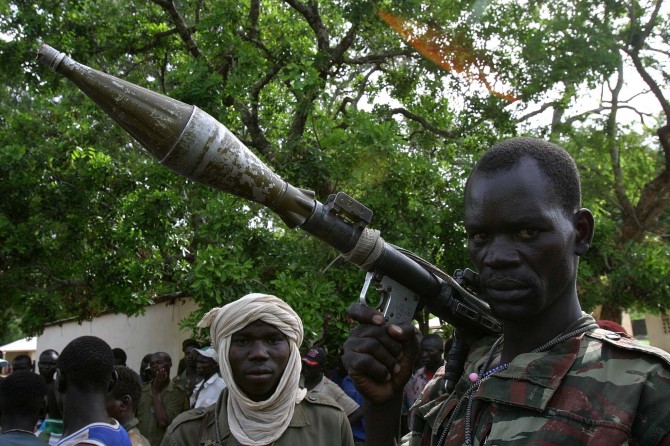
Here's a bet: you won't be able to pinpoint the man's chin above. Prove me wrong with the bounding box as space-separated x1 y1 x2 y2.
489 304 536 322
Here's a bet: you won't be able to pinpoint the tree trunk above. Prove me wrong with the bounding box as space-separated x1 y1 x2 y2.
598 304 623 324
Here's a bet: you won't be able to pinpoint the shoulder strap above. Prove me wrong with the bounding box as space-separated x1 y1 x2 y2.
587 328 670 366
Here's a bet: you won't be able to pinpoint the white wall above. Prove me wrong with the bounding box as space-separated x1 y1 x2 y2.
37 297 199 378
645 314 670 353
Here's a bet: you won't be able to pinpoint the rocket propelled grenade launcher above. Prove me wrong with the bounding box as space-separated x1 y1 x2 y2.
36 44 501 337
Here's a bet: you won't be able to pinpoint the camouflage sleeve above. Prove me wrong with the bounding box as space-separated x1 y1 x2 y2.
631 358 670 444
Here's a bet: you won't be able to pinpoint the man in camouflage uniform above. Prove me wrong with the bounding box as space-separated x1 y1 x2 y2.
161 293 354 446
343 138 670 445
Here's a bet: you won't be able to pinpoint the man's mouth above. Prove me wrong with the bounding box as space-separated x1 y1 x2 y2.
483 277 532 302
246 367 273 377
484 277 527 290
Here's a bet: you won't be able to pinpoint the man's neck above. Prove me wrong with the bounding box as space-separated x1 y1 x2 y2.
500 302 583 364
201 372 216 383
303 373 323 390
425 363 441 375
61 391 112 437
0 416 36 433
117 413 136 428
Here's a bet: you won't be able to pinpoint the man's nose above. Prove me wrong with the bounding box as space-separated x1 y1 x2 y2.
248 341 270 359
483 236 521 267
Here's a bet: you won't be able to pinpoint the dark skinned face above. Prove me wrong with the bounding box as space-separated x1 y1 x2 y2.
38 351 59 381
195 354 218 380
465 157 583 323
300 362 323 382
185 346 197 369
419 339 443 371
228 320 290 402
150 353 171 374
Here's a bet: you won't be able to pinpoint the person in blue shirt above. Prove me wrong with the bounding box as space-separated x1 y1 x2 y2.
340 371 365 445
0 371 48 446
53 336 132 446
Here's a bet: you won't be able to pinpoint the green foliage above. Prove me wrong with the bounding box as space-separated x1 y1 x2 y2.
0 0 668 347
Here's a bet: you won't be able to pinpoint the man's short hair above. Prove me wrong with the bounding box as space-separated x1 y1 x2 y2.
112 348 127 366
468 137 582 214
58 335 114 393
40 349 59 359
421 333 444 347
0 371 47 418
12 354 33 371
109 366 141 411
153 352 172 363
182 338 200 350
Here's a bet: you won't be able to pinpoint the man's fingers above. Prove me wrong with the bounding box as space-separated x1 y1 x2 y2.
386 321 418 341
349 323 404 358
391 321 420 363
344 331 403 380
347 303 386 325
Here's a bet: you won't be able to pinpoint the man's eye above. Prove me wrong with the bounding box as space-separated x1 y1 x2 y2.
469 232 489 243
231 339 249 347
267 337 284 345
517 229 539 239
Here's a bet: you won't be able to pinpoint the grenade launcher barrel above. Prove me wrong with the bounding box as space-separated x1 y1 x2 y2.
36 44 500 336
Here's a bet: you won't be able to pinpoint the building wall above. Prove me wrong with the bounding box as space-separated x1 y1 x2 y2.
645 314 670 353
37 297 199 379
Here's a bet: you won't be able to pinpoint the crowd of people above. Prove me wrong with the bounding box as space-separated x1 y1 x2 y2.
0 296 369 446
2 137 670 445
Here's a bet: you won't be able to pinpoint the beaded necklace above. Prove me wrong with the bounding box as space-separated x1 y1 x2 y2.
437 323 599 446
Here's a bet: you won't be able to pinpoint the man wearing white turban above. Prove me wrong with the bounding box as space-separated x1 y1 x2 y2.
161 293 354 446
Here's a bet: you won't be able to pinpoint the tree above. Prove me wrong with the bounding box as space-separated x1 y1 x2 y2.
505 0 670 320
0 1 476 349
425 0 670 320
0 0 667 346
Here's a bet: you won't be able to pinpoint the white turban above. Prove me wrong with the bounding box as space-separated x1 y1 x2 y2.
197 293 307 445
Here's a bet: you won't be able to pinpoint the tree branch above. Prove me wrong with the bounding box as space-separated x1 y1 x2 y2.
624 47 670 120
128 28 182 54
606 59 637 225
343 49 417 65
390 108 455 138
283 0 330 54
331 65 381 120
151 0 204 61
248 0 260 40
515 101 555 123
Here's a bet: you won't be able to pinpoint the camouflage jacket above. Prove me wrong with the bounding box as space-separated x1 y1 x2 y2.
403 313 670 446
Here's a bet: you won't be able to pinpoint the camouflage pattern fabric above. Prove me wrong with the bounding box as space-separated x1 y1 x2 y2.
403 313 670 446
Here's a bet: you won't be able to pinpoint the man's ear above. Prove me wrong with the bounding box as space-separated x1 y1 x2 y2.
108 369 118 393
573 208 595 256
120 394 132 413
55 369 66 392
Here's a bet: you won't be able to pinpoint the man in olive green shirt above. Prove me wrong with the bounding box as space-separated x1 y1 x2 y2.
137 352 187 446
162 293 353 446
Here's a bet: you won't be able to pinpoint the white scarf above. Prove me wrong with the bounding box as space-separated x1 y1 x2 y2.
197 293 307 445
